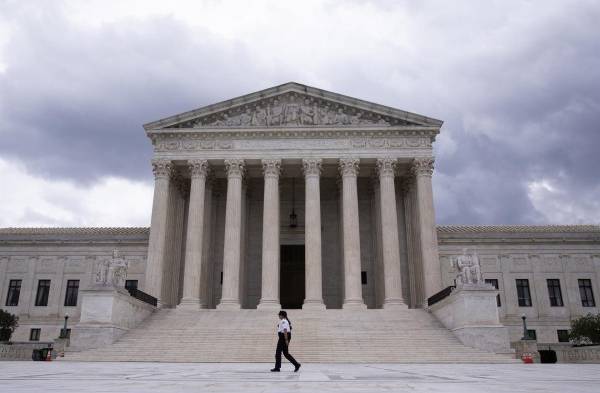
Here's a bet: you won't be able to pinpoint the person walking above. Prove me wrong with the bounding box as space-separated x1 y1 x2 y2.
271 310 301 372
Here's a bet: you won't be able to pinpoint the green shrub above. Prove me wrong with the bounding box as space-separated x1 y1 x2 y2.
569 313 600 345
0 309 19 342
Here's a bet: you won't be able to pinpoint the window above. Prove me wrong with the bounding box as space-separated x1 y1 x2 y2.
5 279 22 306
485 279 501 307
527 329 537 340
578 279 596 307
547 279 564 307
125 280 138 291
64 280 79 307
220 272 223 285
29 328 41 341
60 328 71 339
516 279 532 307
35 280 51 307
361 271 367 285
557 330 570 343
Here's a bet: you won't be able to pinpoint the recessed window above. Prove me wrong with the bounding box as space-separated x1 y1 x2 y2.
35 280 51 307
578 279 596 307
557 330 570 343
220 272 223 285
547 279 564 307
64 280 79 307
5 279 22 307
527 329 537 340
361 271 367 285
125 280 138 291
29 328 41 341
516 279 532 307
485 279 501 307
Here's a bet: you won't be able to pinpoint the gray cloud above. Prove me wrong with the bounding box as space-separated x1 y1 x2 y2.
1 1 599 225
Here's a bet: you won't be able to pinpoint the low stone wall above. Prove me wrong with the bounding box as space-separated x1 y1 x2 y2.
553 344 600 363
0 341 66 360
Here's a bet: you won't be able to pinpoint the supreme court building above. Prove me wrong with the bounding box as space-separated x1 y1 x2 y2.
1 83 599 362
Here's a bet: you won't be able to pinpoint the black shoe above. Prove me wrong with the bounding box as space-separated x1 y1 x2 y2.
270 368 280 372
294 364 301 372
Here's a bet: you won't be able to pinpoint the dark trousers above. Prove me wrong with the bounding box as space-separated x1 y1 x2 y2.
275 332 299 369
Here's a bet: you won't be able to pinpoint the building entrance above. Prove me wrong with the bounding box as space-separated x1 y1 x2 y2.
280 245 305 309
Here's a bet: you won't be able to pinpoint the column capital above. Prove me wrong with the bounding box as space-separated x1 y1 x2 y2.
302 158 322 177
339 157 360 177
224 159 245 179
410 157 435 177
188 159 209 179
376 158 398 178
152 159 173 179
261 159 282 178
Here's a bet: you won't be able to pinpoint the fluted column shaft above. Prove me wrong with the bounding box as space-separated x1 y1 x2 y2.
217 159 245 310
303 159 326 309
377 158 406 307
257 159 281 310
412 158 443 301
339 158 366 309
180 160 209 308
145 160 173 305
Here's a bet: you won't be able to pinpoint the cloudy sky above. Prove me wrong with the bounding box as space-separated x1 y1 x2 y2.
0 0 599 227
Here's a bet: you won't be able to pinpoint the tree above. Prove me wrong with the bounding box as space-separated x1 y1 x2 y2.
569 313 600 345
0 309 19 342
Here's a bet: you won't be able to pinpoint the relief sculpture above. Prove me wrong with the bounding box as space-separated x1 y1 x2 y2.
172 92 409 128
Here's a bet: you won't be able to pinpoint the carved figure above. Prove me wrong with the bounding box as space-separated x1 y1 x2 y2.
94 260 110 285
108 249 129 287
334 107 349 125
451 248 483 286
268 99 284 126
284 94 300 125
252 105 267 126
318 104 332 125
240 107 252 126
299 98 315 125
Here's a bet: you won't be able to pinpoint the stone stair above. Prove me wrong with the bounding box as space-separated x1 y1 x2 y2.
65 308 517 363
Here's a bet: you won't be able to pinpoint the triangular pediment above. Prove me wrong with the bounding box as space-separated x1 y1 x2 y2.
144 82 442 130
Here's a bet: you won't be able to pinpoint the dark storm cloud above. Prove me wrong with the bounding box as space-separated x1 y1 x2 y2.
0 4 281 182
1 1 599 225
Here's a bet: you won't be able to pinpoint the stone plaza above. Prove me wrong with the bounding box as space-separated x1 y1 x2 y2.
1 83 599 363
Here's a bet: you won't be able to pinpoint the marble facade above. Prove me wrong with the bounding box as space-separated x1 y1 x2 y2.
0 83 599 350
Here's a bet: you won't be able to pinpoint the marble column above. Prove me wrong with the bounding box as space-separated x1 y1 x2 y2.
376 158 406 307
217 159 245 310
257 159 282 310
411 158 443 301
339 158 366 309
145 159 172 305
180 160 209 308
302 159 326 310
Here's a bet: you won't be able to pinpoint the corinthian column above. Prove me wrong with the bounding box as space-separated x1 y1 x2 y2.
180 160 209 308
339 158 366 309
376 158 406 308
302 159 326 310
145 159 173 305
217 159 245 310
257 159 281 310
411 158 442 301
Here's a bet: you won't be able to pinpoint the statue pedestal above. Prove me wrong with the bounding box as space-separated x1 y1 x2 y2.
429 284 513 354
70 287 155 351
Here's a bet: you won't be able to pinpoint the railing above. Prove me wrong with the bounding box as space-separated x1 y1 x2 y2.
427 285 456 307
127 288 157 307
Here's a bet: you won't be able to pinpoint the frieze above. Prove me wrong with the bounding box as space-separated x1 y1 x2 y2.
169 92 415 129
153 135 431 153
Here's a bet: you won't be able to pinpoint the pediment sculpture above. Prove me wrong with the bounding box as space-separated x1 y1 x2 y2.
171 92 413 128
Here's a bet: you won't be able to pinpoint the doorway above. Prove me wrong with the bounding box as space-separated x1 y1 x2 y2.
280 245 305 309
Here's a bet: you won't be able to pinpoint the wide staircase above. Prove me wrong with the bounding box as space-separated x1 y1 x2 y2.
65 308 516 363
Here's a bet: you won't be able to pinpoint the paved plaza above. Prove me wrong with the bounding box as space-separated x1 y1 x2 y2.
0 361 599 392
